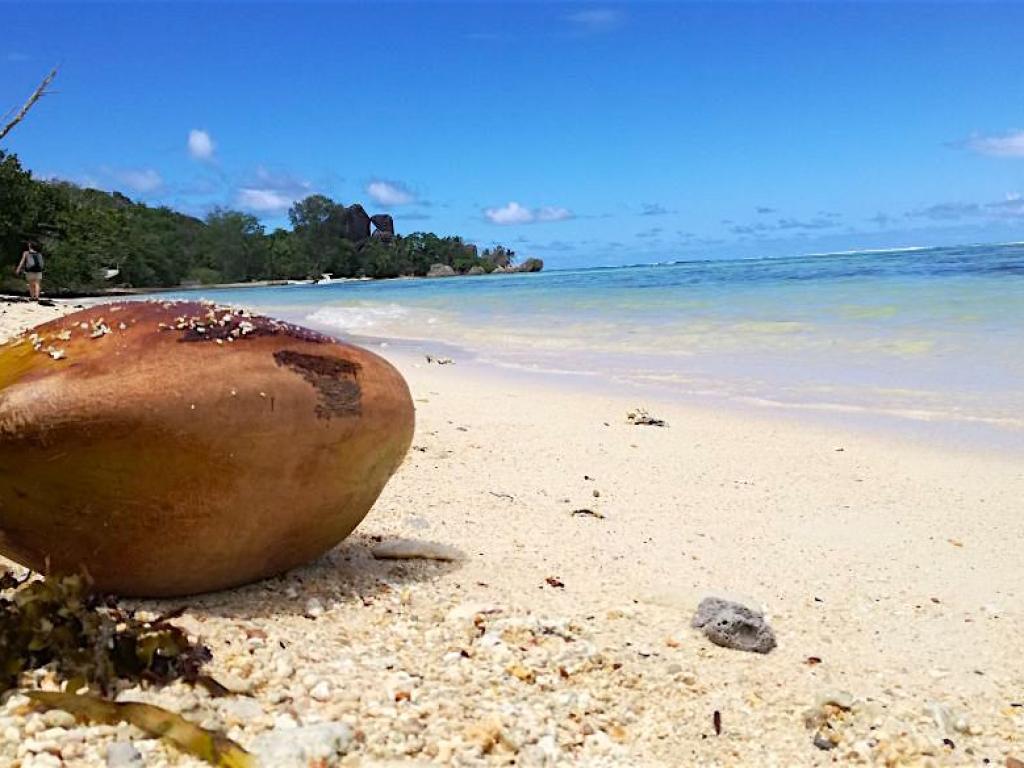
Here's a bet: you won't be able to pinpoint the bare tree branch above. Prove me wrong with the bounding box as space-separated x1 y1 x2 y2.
0 67 58 142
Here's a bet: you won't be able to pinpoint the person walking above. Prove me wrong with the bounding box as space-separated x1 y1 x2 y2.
15 242 44 301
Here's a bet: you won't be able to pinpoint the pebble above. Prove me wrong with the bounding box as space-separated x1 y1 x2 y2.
23 754 61 768
251 722 353 767
813 732 836 750
305 597 325 618
817 690 855 711
221 697 264 721
106 741 143 766
310 681 332 701
40 710 75 729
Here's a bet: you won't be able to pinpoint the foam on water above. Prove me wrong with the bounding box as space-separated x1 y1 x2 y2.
305 303 413 333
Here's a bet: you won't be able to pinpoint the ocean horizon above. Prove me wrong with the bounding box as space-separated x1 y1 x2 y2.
144 240 1024 451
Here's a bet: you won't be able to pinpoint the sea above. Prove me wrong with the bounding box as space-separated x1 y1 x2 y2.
152 242 1024 451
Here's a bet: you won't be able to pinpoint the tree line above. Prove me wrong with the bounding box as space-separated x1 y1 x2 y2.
1 151 533 296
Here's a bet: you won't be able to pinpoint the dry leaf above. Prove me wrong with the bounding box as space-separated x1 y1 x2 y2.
28 691 255 767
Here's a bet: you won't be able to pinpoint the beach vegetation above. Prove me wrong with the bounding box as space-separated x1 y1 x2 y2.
0 151 538 295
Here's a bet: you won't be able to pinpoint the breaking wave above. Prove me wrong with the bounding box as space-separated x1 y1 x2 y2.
305 304 412 333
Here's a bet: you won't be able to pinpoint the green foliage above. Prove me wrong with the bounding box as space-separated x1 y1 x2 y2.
482 244 516 268
199 209 267 283
1 151 531 294
185 266 224 285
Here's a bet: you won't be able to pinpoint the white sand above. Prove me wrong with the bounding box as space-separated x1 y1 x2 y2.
2 301 1022 766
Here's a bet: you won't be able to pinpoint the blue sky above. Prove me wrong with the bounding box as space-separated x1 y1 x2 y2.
3 1 1024 268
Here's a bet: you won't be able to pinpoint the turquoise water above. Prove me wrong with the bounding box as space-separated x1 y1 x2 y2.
154 242 1024 447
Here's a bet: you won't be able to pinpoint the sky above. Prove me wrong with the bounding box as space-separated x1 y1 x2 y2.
3 1 1024 268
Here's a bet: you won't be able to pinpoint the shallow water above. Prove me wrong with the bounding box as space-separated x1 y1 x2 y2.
151 242 1024 449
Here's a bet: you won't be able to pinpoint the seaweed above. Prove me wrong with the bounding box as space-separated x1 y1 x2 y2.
626 408 667 427
1 572 255 766
28 691 256 767
0 573 210 694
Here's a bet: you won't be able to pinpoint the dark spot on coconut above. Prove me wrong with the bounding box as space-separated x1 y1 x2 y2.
273 350 362 419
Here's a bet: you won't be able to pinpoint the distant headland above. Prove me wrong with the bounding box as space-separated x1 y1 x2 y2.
0 151 541 297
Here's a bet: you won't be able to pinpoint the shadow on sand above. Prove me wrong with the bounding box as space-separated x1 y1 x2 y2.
130 533 466 621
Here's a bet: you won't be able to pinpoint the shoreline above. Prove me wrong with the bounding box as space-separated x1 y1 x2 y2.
331 328 1024 460
2 300 1023 766
1 266 541 301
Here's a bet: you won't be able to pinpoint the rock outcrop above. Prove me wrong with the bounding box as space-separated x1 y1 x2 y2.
427 263 456 278
466 266 486 276
487 251 511 269
343 204 371 242
516 258 544 273
370 214 395 241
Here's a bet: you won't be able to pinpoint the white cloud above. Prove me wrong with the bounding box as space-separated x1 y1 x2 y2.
903 193 1024 221
188 129 215 161
964 130 1024 158
366 180 415 206
566 9 623 33
987 193 1024 217
112 168 163 193
535 206 574 222
235 188 296 214
234 167 313 214
484 201 575 225
485 202 534 225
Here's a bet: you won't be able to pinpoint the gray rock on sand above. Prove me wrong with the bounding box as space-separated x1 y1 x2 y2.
251 722 353 767
691 597 776 654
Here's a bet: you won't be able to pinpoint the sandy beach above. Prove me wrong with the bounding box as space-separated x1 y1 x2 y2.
1 299 1022 767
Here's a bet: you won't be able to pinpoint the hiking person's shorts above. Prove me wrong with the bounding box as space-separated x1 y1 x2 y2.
25 272 41 285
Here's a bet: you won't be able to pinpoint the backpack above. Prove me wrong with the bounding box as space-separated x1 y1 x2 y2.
25 251 42 272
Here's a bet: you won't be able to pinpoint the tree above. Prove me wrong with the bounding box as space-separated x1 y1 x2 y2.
482 245 516 269
201 209 267 282
0 151 38 260
289 194 346 276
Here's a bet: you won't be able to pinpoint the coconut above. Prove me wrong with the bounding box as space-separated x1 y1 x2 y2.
0 301 414 596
